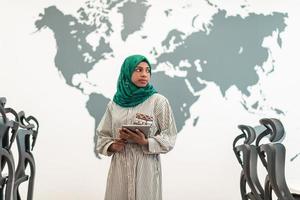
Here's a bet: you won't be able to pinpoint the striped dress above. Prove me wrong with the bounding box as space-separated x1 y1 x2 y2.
96 93 177 200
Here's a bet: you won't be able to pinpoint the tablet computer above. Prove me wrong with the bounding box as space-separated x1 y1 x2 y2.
122 124 151 138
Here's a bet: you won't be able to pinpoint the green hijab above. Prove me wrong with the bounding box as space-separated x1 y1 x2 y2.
113 55 157 107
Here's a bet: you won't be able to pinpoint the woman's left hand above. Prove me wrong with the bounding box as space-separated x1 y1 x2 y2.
119 128 148 145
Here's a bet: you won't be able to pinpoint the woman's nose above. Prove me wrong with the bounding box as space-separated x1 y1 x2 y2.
141 70 147 76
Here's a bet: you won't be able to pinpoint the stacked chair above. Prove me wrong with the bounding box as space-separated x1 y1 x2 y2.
0 97 39 200
233 118 300 200
233 124 265 200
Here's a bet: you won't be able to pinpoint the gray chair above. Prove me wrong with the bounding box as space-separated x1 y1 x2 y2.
13 111 38 200
257 118 300 200
0 98 18 200
233 124 264 200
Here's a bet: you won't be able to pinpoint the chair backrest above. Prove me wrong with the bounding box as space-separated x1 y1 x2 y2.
233 125 264 200
0 103 8 139
4 107 20 151
0 103 19 165
14 111 39 200
0 97 6 108
0 103 7 122
258 118 295 200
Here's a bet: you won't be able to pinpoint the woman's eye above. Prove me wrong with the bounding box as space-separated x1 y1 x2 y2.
134 67 150 73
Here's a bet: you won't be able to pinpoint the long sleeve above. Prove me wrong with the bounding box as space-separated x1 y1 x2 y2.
95 102 114 156
143 97 177 154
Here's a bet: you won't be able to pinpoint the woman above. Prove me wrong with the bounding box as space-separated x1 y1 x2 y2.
96 55 177 200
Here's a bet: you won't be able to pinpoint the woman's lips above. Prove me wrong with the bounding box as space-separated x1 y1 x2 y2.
138 80 148 83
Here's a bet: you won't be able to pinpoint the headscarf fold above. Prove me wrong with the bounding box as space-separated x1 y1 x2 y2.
113 55 157 107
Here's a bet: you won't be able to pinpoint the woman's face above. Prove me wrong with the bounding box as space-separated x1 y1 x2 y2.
131 61 151 87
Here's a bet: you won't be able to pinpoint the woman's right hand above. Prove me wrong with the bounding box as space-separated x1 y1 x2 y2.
108 139 126 153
